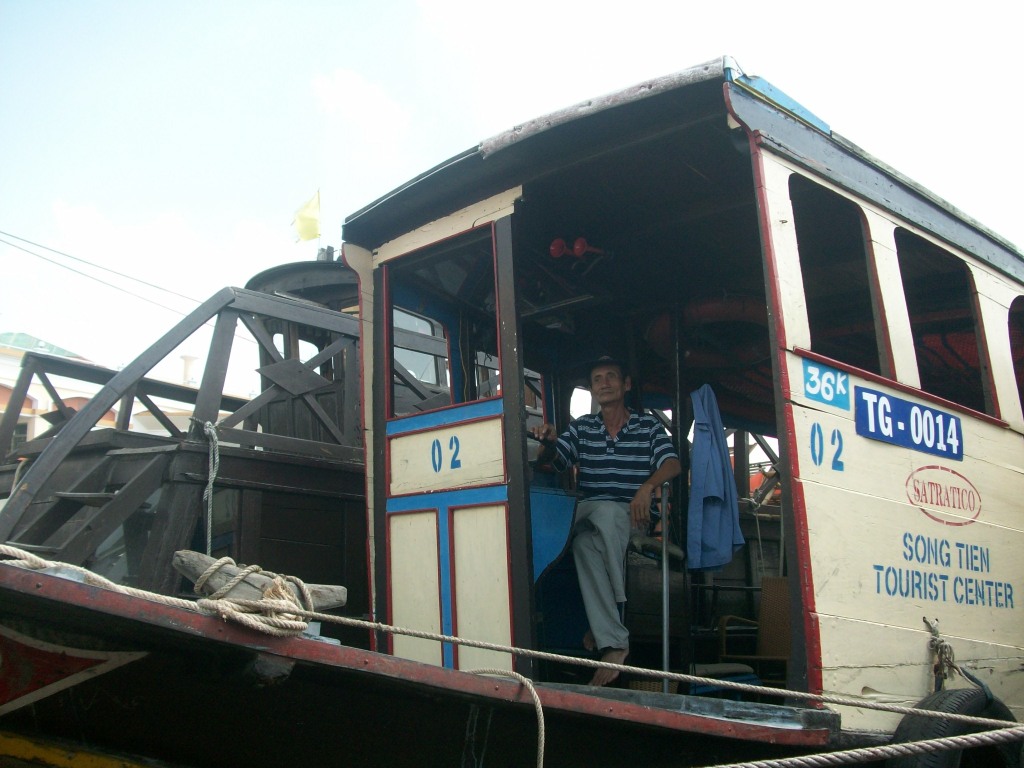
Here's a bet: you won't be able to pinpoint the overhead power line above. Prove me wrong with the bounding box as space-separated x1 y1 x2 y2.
0 229 201 307
0 235 191 318
0 230 260 349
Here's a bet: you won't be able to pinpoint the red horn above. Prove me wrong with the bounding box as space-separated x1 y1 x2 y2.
549 238 572 258
572 237 605 258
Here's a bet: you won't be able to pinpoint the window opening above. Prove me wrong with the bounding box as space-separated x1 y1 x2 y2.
386 227 499 417
1008 296 1024 419
895 228 986 412
790 175 881 374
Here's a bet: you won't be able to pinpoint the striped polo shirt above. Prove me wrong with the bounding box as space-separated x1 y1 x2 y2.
552 411 678 502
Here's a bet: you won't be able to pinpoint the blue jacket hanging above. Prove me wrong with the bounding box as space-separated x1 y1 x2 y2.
687 384 744 570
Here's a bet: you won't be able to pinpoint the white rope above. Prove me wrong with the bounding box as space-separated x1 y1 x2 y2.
703 724 1024 768
198 420 220 556
469 668 545 768
3 543 1022 767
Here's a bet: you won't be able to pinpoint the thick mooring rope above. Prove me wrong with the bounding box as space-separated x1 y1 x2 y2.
469 668 545 768
704 724 1024 768
3 544 1022 768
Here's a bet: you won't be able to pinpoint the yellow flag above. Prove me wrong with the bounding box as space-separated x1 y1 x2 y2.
292 191 320 241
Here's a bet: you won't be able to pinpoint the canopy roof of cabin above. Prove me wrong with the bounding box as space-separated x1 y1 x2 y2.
342 56 1021 281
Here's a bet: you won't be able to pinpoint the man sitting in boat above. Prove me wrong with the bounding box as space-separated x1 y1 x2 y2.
532 356 681 685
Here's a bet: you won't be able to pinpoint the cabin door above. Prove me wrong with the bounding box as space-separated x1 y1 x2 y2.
377 217 532 673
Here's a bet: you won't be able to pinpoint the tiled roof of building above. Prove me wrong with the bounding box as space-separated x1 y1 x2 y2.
0 332 86 360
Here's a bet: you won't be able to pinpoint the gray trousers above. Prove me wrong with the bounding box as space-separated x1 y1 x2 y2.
572 498 632 651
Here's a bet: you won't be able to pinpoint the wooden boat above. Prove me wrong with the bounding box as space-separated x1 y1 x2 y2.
2 56 1023 766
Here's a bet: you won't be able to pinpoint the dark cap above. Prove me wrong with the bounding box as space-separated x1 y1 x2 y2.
588 355 628 378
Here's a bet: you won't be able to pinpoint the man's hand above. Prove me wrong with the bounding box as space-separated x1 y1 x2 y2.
531 423 557 444
630 483 654 530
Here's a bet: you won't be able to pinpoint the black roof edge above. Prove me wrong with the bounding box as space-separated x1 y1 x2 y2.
342 57 731 249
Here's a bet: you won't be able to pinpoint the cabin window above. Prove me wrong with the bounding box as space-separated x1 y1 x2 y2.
476 351 546 431
386 226 500 417
789 175 881 374
1008 296 1024 418
570 386 593 418
894 229 987 413
395 308 447 387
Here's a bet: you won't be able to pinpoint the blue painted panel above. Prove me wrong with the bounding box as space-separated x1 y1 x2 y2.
854 386 964 461
529 487 576 581
386 398 503 436
388 483 509 668
386 484 508 513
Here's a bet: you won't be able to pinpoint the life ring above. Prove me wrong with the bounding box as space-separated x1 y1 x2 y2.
885 687 1020 768
683 339 769 369
646 297 770 369
683 295 768 327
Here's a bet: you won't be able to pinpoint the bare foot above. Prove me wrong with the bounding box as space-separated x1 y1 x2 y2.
589 647 628 686
583 630 596 652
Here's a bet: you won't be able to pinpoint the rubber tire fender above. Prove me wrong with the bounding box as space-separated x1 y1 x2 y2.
885 687 1020 768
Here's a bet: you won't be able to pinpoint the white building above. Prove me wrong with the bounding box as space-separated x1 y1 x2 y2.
0 332 116 454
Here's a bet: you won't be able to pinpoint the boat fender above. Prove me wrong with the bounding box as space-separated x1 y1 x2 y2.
885 687 1020 768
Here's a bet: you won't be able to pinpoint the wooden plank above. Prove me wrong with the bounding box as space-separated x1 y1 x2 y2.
388 510 442 665
973 268 1024 426
191 309 238 428
11 458 115 544
862 210 920 387
0 288 238 539
213 427 364 463
56 453 171 564
799 479 1022 638
230 288 362 336
388 417 505 496
817 612 1024 730
759 157 810 349
789 403 1024 526
172 550 347 609
0 356 37 454
374 187 520 265
135 450 210 594
451 503 512 671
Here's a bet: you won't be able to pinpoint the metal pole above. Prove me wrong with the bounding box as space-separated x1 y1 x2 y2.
661 480 671 693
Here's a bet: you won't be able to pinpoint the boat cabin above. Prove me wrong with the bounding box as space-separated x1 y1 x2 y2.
2 57 1022 739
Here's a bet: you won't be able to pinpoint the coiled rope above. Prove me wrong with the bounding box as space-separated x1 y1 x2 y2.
2 544 1022 768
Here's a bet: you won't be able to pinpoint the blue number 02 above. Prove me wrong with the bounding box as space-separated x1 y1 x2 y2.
810 422 845 471
430 435 462 473
810 423 824 466
830 428 844 471
448 435 462 469
431 439 442 472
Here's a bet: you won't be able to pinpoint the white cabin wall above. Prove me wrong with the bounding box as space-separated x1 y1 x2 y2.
862 211 920 388
758 150 1024 731
971 266 1024 429
758 158 810 349
341 242 378 622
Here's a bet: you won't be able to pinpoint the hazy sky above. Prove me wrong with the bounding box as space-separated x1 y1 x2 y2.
2 1 1020 382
